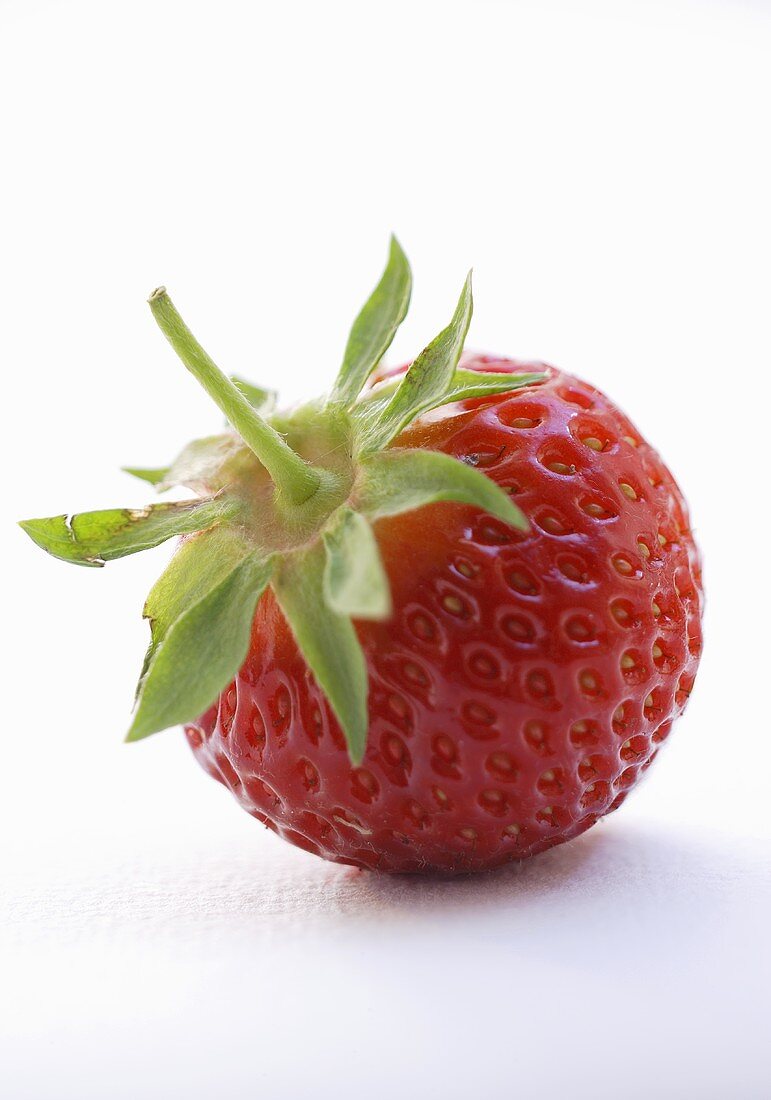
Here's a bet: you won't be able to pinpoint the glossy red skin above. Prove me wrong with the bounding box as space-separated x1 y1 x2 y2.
186 356 703 873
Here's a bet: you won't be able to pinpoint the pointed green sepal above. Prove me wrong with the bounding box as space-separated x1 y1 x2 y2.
127 549 275 741
157 435 253 494
18 497 239 567
125 435 256 496
359 271 473 452
273 544 368 764
357 447 528 530
231 376 277 416
135 524 256 698
440 367 546 403
122 466 170 486
354 367 546 427
322 507 391 621
330 235 412 407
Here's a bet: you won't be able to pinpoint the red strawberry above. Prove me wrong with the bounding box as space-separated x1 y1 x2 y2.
21 239 703 874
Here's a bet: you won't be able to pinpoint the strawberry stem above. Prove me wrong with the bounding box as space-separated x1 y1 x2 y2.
148 288 321 505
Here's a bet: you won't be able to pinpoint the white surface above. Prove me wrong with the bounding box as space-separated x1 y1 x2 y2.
2 1 770 1097
3 807 769 1100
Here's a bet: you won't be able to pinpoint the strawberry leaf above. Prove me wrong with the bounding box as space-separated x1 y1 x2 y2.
322 507 391 620
357 447 528 530
19 497 239 567
359 272 473 452
127 550 275 741
22 244 539 761
273 543 368 764
330 236 412 407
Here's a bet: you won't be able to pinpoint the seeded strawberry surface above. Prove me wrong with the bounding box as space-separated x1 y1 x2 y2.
186 355 703 873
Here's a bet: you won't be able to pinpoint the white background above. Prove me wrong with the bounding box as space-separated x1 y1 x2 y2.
1 1 770 1097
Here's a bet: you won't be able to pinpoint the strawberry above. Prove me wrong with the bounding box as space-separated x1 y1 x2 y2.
21 239 703 874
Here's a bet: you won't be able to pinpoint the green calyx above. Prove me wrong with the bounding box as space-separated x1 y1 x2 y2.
20 238 545 764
